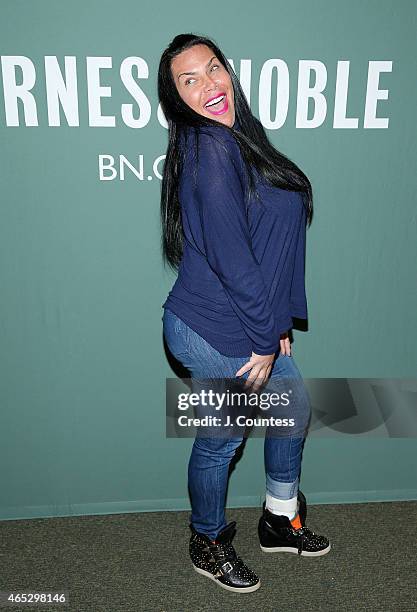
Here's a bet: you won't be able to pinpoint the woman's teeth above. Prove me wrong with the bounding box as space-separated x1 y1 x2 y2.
205 95 225 108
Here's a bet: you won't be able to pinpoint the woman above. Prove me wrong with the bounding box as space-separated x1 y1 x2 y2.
158 33 331 594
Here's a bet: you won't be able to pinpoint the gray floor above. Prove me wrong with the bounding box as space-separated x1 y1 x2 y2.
1 500 416 612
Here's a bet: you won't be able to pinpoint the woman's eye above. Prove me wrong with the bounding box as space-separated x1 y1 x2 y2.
211 64 219 71
185 78 195 85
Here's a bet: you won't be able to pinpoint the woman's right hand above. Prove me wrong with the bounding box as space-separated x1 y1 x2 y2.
235 351 275 391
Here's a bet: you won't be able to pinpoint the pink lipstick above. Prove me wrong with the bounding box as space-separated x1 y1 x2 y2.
204 92 229 116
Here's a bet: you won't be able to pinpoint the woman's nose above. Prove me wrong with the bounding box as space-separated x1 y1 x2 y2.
203 74 218 91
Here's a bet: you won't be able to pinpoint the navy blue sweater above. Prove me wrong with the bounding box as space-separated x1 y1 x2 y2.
162 119 308 357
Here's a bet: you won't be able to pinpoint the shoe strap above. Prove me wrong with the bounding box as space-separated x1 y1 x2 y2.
205 541 238 572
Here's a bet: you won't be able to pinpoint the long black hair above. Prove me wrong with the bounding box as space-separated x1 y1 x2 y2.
158 33 314 271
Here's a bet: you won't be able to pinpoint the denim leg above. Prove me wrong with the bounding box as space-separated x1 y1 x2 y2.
264 436 305 499
163 309 249 539
188 436 244 540
263 352 310 500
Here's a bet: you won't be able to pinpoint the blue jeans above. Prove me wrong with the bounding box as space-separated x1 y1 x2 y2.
163 308 311 540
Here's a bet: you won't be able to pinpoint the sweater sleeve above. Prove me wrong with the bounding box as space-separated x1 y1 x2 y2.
193 129 280 355
290 202 308 319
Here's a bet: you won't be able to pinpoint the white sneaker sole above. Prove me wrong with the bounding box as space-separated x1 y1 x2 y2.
260 543 331 556
192 564 261 592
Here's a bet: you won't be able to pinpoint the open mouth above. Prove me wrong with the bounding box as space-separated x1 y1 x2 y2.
204 93 228 115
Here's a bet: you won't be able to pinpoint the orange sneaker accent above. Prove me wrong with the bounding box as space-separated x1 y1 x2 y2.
290 513 302 530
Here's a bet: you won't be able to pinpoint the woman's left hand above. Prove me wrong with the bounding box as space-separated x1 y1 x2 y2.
280 332 291 356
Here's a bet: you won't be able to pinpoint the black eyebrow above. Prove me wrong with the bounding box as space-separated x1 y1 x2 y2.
177 56 217 81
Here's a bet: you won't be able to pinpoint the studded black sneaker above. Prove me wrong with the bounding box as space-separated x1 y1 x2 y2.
189 521 261 592
258 491 331 557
